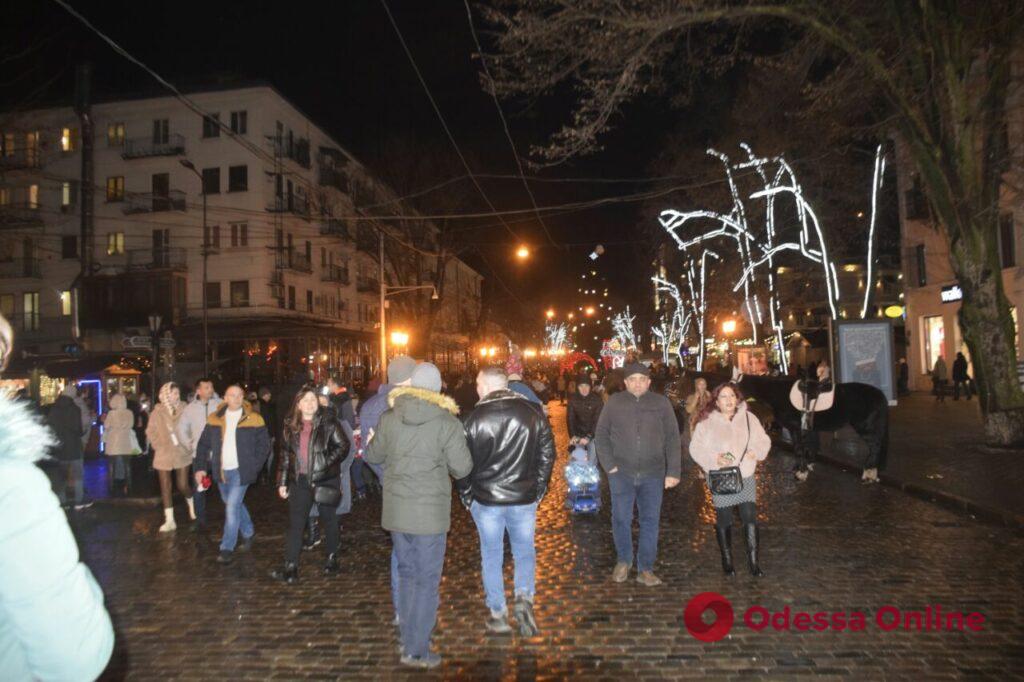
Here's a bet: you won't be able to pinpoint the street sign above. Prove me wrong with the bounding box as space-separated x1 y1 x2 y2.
159 337 175 349
121 335 152 349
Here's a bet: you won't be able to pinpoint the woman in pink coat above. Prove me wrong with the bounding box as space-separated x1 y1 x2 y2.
689 383 771 577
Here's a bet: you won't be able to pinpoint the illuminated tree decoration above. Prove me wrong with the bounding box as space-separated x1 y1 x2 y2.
544 322 569 354
651 276 693 366
611 306 638 351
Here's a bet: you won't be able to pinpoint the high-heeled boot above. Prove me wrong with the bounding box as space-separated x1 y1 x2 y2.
715 525 736 576
323 552 340 575
270 561 299 585
743 524 764 577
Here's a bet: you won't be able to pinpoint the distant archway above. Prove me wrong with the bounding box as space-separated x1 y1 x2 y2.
560 352 599 375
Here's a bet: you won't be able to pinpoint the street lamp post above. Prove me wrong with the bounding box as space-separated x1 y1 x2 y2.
179 159 209 376
377 229 439 377
148 313 162 398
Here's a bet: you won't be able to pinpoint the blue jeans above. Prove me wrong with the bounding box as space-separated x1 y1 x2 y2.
392 532 446 659
216 468 254 552
608 473 664 572
470 501 538 613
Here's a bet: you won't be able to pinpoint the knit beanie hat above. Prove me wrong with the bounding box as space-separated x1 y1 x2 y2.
622 362 650 378
576 374 592 387
411 362 442 393
388 355 417 384
505 354 524 381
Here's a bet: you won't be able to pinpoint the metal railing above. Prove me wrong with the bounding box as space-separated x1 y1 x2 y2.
122 134 186 159
0 257 42 279
319 165 346 191
356 275 379 292
123 190 187 214
0 201 43 225
0 147 41 170
267 195 311 219
269 136 311 168
276 250 312 274
126 247 187 270
321 264 350 284
319 218 351 239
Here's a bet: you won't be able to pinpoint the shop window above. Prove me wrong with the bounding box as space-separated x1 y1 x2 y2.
922 315 945 374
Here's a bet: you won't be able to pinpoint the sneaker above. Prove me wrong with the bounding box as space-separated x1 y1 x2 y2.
636 571 663 587
302 528 322 551
485 609 513 634
73 500 94 511
158 518 177 533
400 652 441 669
611 562 630 583
238 534 255 552
514 597 540 637
216 550 234 565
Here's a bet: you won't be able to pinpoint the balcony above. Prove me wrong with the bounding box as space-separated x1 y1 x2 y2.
126 247 187 271
275 249 312 274
122 134 186 159
0 201 44 226
319 165 347 191
356 275 379 293
123 191 187 214
0 147 41 170
321 264 350 285
267 195 311 220
0 257 42 279
319 218 351 240
269 136 311 168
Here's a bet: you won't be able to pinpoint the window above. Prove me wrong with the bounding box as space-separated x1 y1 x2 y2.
152 119 169 144
106 232 124 256
61 181 78 210
60 127 78 152
60 291 72 316
106 176 124 202
914 244 926 287
922 315 945 374
201 167 220 194
230 110 247 135
202 113 220 138
306 289 313 312
0 294 13 319
0 188 8 206
287 285 296 310
22 292 38 331
228 165 248 192
230 222 248 247
61 236 78 259
321 247 327 268
999 213 1016 268
204 225 221 250
107 122 125 147
27 184 38 208
230 281 249 307
205 282 221 309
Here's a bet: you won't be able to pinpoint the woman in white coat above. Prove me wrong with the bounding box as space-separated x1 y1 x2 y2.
689 383 771 577
102 393 138 496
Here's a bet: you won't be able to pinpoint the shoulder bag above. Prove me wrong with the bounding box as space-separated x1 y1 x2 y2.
707 412 751 495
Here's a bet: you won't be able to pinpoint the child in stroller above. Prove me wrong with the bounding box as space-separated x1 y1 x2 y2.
565 444 601 514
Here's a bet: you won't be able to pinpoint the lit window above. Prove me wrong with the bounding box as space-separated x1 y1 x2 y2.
106 176 124 202
28 184 38 208
61 127 76 152
107 122 125 147
106 232 124 255
60 291 72 316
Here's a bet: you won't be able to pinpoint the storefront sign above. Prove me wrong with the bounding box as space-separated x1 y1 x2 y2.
940 285 963 303
884 305 904 318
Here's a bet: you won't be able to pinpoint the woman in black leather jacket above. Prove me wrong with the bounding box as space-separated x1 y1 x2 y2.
270 384 351 584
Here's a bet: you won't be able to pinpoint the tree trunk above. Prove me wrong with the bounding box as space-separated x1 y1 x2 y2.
950 221 1024 444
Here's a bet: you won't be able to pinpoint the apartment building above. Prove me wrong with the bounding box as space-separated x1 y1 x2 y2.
0 83 482 388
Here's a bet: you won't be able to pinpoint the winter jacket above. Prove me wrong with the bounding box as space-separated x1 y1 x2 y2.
364 387 473 535
177 394 223 458
508 380 542 405
72 395 93 447
952 356 969 382
684 391 712 433
146 403 187 461
102 394 137 456
0 396 114 680
595 389 682 479
460 389 555 507
45 395 84 461
277 408 352 496
358 383 395 440
194 402 271 486
329 389 356 429
567 390 603 440
688 403 771 479
932 357 948 382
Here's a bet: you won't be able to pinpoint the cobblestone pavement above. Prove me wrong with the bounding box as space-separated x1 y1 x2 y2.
74 402 1024 680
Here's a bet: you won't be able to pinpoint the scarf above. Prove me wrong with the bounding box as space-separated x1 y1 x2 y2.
158 382 181 416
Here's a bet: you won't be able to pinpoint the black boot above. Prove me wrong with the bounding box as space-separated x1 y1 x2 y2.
743 524 764 577
323 552 340 576
715 526 736 576
302 519 321 551
270 561 299 585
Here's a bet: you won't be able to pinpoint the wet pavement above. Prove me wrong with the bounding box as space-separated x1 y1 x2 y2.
72 402 1024 680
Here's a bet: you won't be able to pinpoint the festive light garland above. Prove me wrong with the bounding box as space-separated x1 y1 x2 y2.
545 322 569 355
651 276 693 366
610 306 638 351
860 145 886 319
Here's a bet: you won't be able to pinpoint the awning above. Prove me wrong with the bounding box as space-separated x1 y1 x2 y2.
41 354 128 379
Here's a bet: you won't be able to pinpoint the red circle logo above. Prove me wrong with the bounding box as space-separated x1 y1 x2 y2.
684 592 734 642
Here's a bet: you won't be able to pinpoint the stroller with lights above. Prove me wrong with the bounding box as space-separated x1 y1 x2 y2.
564 444 601 514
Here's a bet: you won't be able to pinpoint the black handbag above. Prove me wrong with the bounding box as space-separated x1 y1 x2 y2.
707 413 750 495
314 484 342 507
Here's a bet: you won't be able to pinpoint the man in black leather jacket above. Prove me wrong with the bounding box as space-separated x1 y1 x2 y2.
567 374 603 463
460 366 555 637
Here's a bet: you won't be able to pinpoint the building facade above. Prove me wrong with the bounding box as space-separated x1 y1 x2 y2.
0 84 482 392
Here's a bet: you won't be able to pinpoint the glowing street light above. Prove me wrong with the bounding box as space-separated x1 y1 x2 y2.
516 245 530 260
390 331 409 347
722 319 737 335
545 309 555 319
584 306 595 316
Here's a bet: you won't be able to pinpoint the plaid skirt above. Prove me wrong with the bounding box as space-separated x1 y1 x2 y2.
712 476 756 508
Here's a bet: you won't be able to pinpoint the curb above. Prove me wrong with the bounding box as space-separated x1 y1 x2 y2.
814 451 1024 530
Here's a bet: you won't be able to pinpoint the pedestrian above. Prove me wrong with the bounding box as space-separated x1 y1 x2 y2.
567 374 603 464
271 384 352 583
952 352 972 400
258 386 279 481
101 393 139 496
461 366 555 636
453 372 480 415
688 382 771 577
177 378 222 530
365 362 473 669
932 355 948 402
46 384 91 510
595 362 681 586
147 382 194 532
556 373 567 405
684 377 711 436
897 357 910 396
505 356 543 405
194 385 271 564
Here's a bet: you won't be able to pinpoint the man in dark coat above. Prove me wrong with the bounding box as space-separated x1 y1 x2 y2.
46 385 89 509
952 352 972 400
